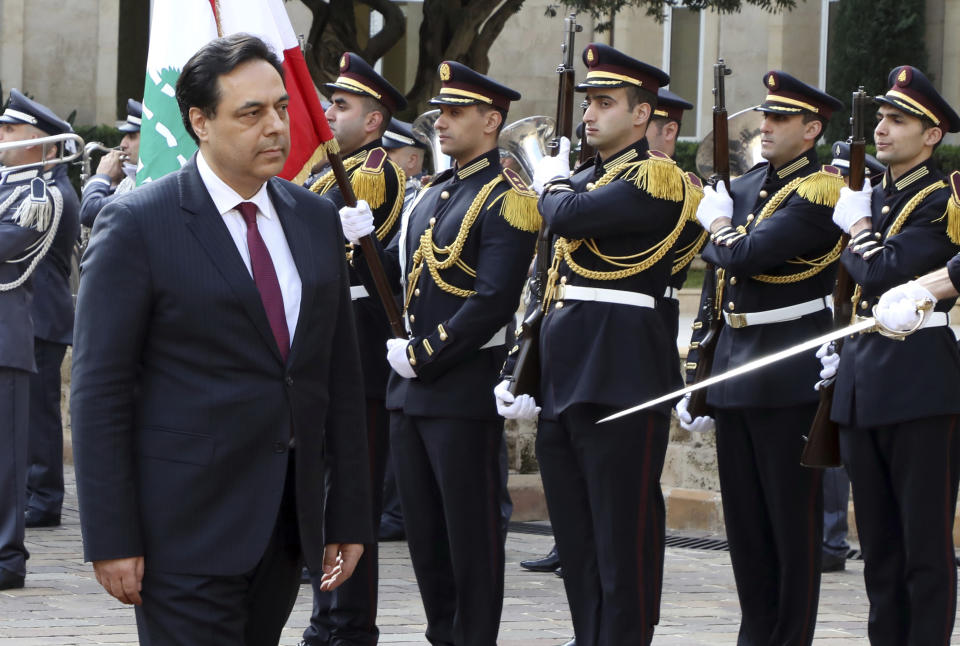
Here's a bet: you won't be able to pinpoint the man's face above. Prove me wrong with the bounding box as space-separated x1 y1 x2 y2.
191 59 289 197
0 122 46 168
582 87 646 157
645 118 677 157
120 132 140 165
326 91 373 155
873 105 938 168
387 146 423 176
434 104 492 161
759 112 813 168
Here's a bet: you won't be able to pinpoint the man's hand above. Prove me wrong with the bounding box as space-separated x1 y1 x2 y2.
494 379 541 421
95 150 126 184
832 178 872 233
875 280 937 333
696 181 733 232
93 556 144 605
318 543 364 591
340 200 375 245
386 338 416 378
675 394 715 433
531 137 571 194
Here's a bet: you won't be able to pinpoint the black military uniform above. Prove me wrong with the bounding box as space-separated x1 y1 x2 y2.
506 45 698 646
0 91 76 589
355 62 537 646
79 98 141 228
830 66 960 646
302 53 407 646
685 72 845 645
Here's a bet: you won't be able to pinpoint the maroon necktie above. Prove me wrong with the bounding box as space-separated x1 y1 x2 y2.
237 202 290 361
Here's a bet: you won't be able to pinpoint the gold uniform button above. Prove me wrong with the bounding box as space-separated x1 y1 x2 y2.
759 190 768 199
874 232 882 240
881 205 890 214
729 276 737 285
586 182 596 190
409 314 416 323
746 213 755 222
429 217 436 226
511 345 520 353
440 190 450 200
408 357 417 366
560 276 567 284
728 301 735 311
439 331 448 341
555 301 565 309
860 300 869 309
414 288 420 297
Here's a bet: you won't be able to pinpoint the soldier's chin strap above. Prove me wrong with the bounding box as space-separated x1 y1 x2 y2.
1 179 63 292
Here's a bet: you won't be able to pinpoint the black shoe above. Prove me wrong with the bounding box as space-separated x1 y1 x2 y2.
0 568 24 590
520 545 560 572
300 566 311 584
822 552 846 572
24 509 60 528
554 566 564 578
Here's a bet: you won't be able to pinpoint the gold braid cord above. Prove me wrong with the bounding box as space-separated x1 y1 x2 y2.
374 161 406 241
404 176 504 308
849 179 948 323
672 229 708 275
543 158 690 310
309 151 366 196
748 175 843 284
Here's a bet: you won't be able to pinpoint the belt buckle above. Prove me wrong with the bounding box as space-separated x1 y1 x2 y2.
727 312 748 329
553 282 565 301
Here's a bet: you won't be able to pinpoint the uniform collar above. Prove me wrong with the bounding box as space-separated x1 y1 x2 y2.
343 138 384 163
593 138 648 178
766 147 818 182
453 147 500 181
881 158 937 194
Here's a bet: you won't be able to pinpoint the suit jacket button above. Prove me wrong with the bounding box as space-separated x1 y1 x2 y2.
285 376 294 386
274 442 286 453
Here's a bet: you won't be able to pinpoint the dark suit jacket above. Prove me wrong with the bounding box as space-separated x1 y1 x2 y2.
31 164 80 345
70 157 373 577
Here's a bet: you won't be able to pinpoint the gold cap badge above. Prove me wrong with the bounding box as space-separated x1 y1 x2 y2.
439 63 451 81
340 54 348 71
586 47 595 64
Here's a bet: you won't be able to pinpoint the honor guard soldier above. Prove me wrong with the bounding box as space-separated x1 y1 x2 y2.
822 66 960 645
301 52 407 646
79 98 141 228
679 72 845 644
0 90 78 589
341 61 537 646
383 117 427 204
498 44 700 645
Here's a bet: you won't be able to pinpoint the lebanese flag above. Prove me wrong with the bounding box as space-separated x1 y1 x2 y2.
138 0 336 186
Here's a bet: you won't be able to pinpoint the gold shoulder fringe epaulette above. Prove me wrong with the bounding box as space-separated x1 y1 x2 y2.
795 165 845 207
351 147 389 210
492 167 540 233
614 150 685 203
946 170 960 244
682 171 705 223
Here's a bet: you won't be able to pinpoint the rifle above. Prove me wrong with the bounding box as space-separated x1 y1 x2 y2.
687 60 731 417
508 12 580 397
801 87 868 468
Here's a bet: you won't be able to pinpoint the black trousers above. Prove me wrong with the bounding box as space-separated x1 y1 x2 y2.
537 404 669 646
840 415 960 646
390 412 505 646
714 405 823 646
26 339 67 518
822 466 850 558
0 368 29 577
134 453 302 646
305 398 390 646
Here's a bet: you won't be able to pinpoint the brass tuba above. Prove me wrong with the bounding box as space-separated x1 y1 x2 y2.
695 107 764 180
498 115 556 185
411 109 454 176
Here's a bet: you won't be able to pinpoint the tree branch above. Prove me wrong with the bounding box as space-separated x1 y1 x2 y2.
360 0 407 62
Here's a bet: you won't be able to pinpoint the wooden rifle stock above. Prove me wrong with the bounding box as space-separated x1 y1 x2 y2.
328 151 407 338
801 87 869 468
687 60 731 418
508 13 580 397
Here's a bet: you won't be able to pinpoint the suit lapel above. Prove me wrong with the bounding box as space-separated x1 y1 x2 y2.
179 160 284 363
269 179 314 365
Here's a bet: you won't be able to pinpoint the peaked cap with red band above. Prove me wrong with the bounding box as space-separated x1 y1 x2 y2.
755 71 842 120
876 65 960 133
429 61 520 112
323 52 407 114
576 43 669 92
653 88 693 123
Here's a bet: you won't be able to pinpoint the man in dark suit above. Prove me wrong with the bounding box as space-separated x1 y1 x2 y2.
0 89 77 591
71 34 372 643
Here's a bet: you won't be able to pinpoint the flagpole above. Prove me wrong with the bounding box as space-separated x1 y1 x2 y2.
327 153 407 338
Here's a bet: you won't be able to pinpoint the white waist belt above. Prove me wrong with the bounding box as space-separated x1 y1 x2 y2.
922 312 951 328
663 286 678 300
350 285 369 300
558 285 656 309
480 325 508 349
723 295 829 328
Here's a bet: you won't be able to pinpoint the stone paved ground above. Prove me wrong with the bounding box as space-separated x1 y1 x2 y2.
2 467 958 645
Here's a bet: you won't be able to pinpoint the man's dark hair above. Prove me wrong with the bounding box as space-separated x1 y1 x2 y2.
625 86 658 114
801 112 827 141
477 103 508 135
176 33 285 144
920 116 944 151
361 95 392 138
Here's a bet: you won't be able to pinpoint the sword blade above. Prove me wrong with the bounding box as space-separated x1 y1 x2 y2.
597 317 878 424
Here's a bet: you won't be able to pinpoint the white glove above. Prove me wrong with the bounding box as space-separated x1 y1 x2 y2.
494 379 541 421
531 137 571 194
695 181 733 231
340 199 375 244
875 280 937 333
386 337 416 379
832 178 872 233
814 341 840 392
675 394 715 433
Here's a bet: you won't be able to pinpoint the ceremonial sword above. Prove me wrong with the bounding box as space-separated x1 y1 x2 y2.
597 304 933 424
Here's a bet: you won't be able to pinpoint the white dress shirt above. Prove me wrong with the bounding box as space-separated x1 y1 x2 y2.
196 151 302 346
